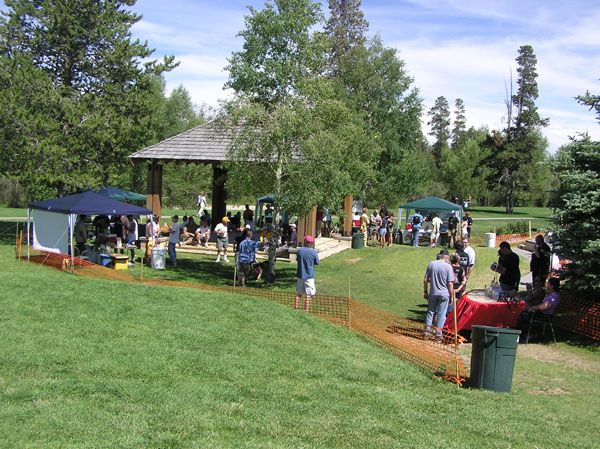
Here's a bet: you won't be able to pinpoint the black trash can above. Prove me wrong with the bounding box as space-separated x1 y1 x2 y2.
470 325 521 392
351 232 364 249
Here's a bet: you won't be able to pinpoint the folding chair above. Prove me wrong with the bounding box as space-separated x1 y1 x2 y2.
526 312 557 344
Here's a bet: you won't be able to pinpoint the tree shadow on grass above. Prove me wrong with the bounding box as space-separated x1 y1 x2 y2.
0 221 20 246
139 253 297 291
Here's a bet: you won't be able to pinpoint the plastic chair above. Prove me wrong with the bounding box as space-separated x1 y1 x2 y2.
526 312 557 344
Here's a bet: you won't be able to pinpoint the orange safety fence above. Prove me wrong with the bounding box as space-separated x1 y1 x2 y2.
554 294 600 341
19 249 467 383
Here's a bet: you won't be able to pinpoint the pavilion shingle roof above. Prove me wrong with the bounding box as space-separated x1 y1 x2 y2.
129 119 237 164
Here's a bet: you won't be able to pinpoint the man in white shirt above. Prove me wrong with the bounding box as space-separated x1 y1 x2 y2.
197 192 207 216
463 237 476 278
430 212 443 247
214 216 230 263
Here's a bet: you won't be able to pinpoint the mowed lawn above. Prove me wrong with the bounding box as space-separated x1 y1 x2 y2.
1 220 600 448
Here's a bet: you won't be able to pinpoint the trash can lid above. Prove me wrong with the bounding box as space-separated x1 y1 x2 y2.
471 325 521 335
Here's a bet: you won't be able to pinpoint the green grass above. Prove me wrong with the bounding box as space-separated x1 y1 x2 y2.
0 206 26 218
1 241 599 448
128 243 517 320
1 220 599 448
467 206 555 238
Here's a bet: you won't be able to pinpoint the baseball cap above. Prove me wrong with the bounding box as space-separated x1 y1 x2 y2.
304 235 315 244
222 216 230 222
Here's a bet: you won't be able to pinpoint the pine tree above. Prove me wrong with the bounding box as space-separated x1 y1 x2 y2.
325 0 368 74
451 98 466 148
490 45 549 213
428 96 451 167
511 45 548 139
0 0 176 198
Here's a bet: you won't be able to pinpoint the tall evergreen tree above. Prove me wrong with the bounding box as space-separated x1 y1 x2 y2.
325 0 368 74
511 45 548 138
489 45 549 213
451 98 466 148
427 96 451 167
0 0 176 198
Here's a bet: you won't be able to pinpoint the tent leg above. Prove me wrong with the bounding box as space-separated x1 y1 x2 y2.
26 209 30 261
70 214 75 274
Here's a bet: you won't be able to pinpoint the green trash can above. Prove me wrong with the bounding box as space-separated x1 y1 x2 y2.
470 325 521 392
351 232 364 249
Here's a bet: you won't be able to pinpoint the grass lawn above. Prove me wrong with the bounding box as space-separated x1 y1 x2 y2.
467 206 555 240
1 236 599 449
125 242 519 320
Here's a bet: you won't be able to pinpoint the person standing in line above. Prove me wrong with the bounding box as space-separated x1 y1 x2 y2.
214 216 230 263
386 212 395 246
411 209 424 247
462 237 476 278
126 215 138 265
294 235 320 312
465 212 473 238
167 215 181 268
243 204 254 229
74 215 88 256
530 234 551 282
237 229 261 287
423 251 455 340
430 212 443 247
197 192 207 216
492 241 521 292
449 254 467 304
447 211 459 247
360 208 370 247
378 213 388 249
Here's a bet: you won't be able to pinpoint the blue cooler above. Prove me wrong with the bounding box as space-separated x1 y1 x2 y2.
99 254 112 267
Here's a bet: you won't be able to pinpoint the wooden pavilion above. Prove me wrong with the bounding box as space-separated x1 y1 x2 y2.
129 120 353 240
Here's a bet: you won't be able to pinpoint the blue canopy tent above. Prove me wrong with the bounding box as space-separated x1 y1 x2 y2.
27 191 151 269
96 186 146 202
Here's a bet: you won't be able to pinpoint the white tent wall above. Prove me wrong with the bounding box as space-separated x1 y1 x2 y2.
31 209 71 254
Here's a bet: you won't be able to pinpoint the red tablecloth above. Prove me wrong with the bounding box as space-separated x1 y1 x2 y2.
443 292 526 333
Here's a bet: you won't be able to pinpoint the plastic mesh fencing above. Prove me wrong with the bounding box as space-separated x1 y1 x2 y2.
21 250 467 383
554 294 600 340
350 300 467 383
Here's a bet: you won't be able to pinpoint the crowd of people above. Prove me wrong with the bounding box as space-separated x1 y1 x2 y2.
422 231 560 342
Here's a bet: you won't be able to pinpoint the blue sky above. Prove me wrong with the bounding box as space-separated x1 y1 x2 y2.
3 0 598 150
129 0 600 151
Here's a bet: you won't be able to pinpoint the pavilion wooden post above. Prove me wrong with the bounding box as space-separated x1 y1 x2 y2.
343 195 353 237
297 207 317 246
146 163 162 217
211 164 228 228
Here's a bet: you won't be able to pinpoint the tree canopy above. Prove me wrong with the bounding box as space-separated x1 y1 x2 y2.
0 0 176 199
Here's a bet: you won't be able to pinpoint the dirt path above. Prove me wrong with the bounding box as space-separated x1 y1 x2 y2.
460 342 600 373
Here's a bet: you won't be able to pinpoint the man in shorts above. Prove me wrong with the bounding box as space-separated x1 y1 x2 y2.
430 211 443 247
294 235 320 312
237 229 261 286
214 216 230 263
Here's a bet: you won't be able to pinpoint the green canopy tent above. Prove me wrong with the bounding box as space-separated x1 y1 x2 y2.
398 196 463 228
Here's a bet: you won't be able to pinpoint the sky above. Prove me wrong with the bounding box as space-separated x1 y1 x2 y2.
3 0 598 151
128 0 600 152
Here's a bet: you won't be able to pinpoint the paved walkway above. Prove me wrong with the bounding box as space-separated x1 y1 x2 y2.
514 246 533 284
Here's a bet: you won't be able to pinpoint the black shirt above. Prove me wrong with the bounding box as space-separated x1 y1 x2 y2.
456 249 470 272
447 216 458 231
499 252 521 290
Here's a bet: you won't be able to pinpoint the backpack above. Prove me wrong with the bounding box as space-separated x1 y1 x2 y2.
412 214 421 225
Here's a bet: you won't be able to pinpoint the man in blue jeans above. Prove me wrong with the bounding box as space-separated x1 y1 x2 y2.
167 215 181 268
411 209 424 247
423 251 455 340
